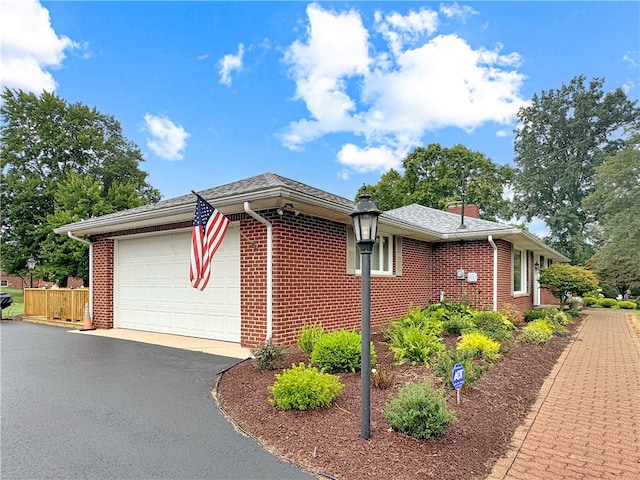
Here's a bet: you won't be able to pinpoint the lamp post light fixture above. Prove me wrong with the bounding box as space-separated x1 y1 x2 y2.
26 256 36 288
350 187 381 440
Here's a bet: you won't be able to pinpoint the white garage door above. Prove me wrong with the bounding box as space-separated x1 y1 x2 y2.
114 229 240 342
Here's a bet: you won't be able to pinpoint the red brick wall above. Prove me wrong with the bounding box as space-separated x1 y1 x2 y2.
241 211 432 347
87 210 541 345
429 239 535 313
1 270 26 289
91 238 114 328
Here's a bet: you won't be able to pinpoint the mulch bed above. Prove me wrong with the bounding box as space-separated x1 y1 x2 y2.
216 320 580 480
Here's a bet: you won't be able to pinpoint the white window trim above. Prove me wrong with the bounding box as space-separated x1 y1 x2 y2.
513 247 527 295
356 233 394 276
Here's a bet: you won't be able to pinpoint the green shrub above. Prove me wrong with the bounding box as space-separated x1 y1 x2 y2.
472 311 515 340
597 298 618 308
457 331 501 361
250 338 288 371
518 320 554 344
384 381 456 439
388 325 445 365
617 300 637 310
268 363 344 410
442 312 476 335
387 305 444 337
297 322 324 354
523 309 548 322
538 263 599 306
551 311 573 326
435 350 489 389
310 330 375 373
582 296 598 306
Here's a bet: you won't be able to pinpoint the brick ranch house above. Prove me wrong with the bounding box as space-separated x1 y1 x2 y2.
55 173 567 348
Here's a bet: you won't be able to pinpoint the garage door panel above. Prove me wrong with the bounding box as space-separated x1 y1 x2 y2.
115 230 240 342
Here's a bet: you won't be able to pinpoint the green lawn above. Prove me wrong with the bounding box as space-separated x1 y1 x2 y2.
0 287 24 316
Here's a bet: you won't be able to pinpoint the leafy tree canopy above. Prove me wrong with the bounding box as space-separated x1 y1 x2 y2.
511 75 639 264
583 144 640 294
363 143 514 221
0 88 161 284
538 263 599 306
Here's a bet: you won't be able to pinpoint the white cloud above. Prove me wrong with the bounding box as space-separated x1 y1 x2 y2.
196 53 209 61
0 0 81 92
375 8 439 56
218 43 244 86
337 144 403 173
622 79 635 94
280 3 527 177
143 114 190 161
439 3 478 22
623 51 638 68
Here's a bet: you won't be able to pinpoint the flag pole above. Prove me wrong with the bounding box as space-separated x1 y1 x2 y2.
191 190 244 238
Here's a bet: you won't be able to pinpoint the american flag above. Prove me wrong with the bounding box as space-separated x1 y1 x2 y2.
190 195 230 291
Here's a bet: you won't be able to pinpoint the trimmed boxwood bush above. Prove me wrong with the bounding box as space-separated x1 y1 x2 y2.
384 380 456 439
582 296 598 306
597 298 618 308
311 330 375 373
268 363 344 410
617 300 637 310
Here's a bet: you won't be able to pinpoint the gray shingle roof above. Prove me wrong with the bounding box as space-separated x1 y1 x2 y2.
384 204 511 234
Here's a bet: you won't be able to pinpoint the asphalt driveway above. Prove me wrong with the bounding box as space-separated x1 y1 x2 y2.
1 321 314 480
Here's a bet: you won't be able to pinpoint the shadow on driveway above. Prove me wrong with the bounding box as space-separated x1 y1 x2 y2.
1 322 314 480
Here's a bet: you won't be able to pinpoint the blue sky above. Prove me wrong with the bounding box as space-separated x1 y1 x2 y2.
2 1 639 234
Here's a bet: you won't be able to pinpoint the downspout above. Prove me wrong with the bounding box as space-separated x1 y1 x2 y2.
487 235 497 312
67 231 92 317
243 202 273 340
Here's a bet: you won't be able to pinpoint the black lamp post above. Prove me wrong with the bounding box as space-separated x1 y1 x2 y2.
26 256 36 288
350 187 381 440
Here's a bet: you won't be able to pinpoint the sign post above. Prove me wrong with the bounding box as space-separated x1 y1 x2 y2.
451 363 465 405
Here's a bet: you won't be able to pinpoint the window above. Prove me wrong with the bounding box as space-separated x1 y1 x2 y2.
356 234 393 275
513 247 527 294
0 280 7 287
347 227 401 276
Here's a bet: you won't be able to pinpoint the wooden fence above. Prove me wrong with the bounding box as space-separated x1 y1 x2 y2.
24 288 89 322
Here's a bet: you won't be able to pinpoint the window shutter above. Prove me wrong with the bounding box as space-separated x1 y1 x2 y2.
395 236 402 276
346 225 356 274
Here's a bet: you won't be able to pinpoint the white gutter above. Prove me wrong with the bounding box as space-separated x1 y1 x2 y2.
67 231 93 317
488 235 498 312
243 202 273 340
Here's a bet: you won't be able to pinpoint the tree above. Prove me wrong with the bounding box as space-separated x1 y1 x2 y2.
583 146 640 295
364 144 514 221
512 75 639 264
538 263 599 307
0 88 161 285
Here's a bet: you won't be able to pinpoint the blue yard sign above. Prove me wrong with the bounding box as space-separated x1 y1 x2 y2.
451 363 465 405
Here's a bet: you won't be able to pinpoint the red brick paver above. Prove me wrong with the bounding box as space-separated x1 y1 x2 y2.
488 310 640 480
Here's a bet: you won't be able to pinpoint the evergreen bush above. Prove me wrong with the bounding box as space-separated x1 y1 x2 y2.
617 300 637 310
384 381 456 439
518 320 554 344
268 363 344 410
597 298 618 308
310 330 375 373
472 311 515 340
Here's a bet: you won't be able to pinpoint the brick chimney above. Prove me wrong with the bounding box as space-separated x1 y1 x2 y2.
446 201 480 219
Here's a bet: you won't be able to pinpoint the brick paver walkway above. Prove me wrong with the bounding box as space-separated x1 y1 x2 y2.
488 309 640 480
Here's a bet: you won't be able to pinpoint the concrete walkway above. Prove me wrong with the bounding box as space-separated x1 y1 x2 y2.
488 309 640 480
